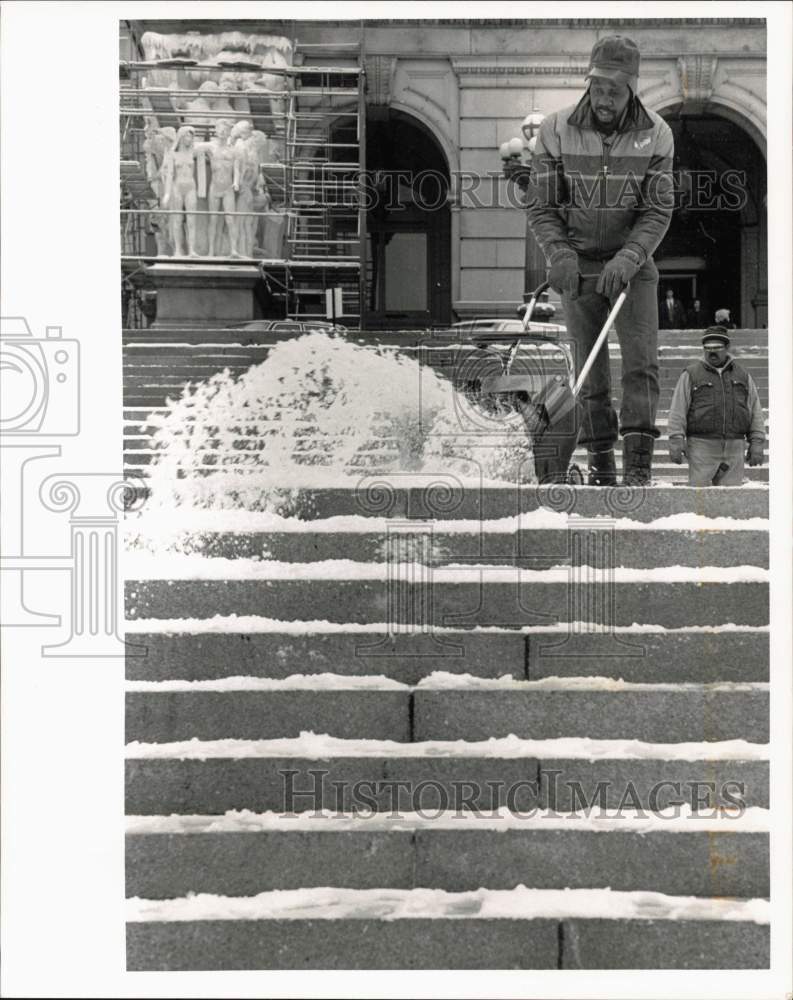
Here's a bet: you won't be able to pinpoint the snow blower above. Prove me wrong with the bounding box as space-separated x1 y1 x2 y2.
473 279 629 484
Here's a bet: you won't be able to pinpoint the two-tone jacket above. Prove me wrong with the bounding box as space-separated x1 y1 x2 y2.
525 93 675 266
667 357 766 442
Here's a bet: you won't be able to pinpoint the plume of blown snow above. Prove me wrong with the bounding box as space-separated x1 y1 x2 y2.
137 331 536 514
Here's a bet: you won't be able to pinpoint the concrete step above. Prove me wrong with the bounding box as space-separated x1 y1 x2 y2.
125 813 769 898
126 912 769 969
132 527 769 568
125 752 768 814
125 683 767 744
121 432 773 452
129 483 769 521
412 685 768 743
125 575 769 628
124 628 770 685
122 406 770 426
122 392 770 412
122 453 770 482
120 366 770 387
126 689 412 743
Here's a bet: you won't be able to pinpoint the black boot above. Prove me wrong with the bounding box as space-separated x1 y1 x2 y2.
622 432 655 486
586 446 617 486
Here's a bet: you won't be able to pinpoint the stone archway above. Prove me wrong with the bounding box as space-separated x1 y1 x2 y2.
364 108 452 328
654 104 767 328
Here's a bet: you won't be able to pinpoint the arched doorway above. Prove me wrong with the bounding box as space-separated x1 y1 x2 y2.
364 110 451 328
657 108 767 328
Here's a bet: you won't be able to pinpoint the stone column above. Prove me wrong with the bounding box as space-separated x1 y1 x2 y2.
39 474 146 657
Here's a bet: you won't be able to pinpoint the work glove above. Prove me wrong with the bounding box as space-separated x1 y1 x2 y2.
502 158 531 191
746 439 764 467
668 436 687 464
596 249 643 300
548 249 580 300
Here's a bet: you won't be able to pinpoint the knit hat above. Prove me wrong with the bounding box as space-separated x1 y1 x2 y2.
702 326 730 349
586 36 641 92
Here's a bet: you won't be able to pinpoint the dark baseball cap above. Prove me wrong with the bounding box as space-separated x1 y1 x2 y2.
586 36 640 91
702 327 730 348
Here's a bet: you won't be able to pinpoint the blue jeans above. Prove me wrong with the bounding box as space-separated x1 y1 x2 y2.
687 437 745 486
561 257 660 449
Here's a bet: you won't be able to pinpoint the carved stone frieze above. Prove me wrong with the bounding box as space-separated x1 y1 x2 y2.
676 55 719 113
365 55 397 106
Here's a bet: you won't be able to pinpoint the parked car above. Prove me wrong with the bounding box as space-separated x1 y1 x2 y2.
225 319 348 334
449 317 565 341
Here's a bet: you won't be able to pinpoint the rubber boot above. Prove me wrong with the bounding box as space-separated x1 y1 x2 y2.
586 445 617 486
622 432 655 486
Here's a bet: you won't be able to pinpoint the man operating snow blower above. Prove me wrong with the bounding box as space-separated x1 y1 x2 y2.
517 36 675 485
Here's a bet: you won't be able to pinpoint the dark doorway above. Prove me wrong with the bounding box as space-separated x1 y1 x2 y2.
364 110 451 328
657 111 766 328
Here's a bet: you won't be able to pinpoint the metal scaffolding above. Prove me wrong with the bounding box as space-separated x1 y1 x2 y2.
119 31 366 327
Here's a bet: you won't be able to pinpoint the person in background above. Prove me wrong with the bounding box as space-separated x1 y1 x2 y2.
686 298 706 329
714 307 736 329
659 287 686 329
667 327 765 486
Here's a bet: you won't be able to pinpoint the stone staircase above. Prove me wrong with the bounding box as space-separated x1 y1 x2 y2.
125 479 770 970
122 327 769 483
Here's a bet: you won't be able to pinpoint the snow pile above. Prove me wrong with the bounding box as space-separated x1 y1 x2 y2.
126 886 770 924
141 331 537 511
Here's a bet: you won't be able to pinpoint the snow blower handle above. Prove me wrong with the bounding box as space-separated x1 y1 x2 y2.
521 280 551 331
572 286 629 398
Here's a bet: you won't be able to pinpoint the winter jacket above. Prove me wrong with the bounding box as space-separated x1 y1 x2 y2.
667 357 766 442
525 92 674 266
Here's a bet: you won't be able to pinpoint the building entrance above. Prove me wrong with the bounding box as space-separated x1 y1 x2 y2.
364 110 451 328
657 111 766 328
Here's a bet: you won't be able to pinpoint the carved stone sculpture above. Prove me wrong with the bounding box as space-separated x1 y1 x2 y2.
162 125 202 257
230 121 265 257
183 80 233 139
196 119 239 257
143 122 176 256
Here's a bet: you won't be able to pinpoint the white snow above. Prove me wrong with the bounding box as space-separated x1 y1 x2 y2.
125 673 408 692
414 673 766 692
124 672 768 694
125 804 770 835
123 554 768 582
124 507 768 540
123 615 769 634
126 886 770 924
124 733 769 761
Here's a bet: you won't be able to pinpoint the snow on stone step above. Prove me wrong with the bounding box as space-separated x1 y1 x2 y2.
124 672 768 744
125 734 769 815
123 623 769 684
125 886 770 970
124 807 769 899
125 523 769 569
125 563 768 627
128 482 771 520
